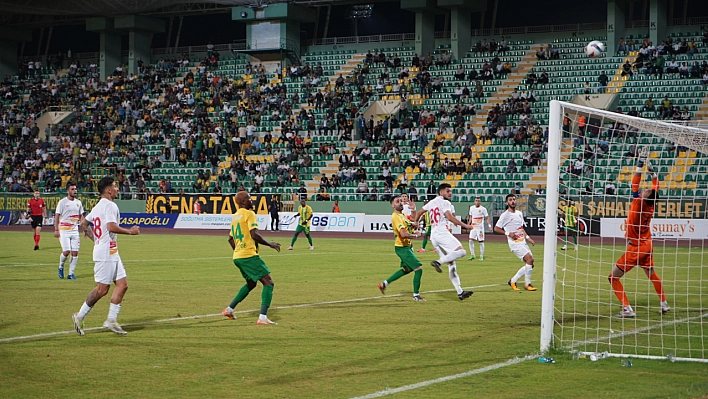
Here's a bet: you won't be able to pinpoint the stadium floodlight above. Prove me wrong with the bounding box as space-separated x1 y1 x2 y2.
541 100 708 363
345 4 373 19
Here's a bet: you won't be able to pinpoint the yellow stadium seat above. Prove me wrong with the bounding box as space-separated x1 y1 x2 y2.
659 181 668 189
670 166 679 173
688 181 697 189
678 151 687 158
405 167 413 174
621 166 631 174
669 181 679 189
676 159 685 166
650 151 658 158
664 174 674 181
454 174 462 180
413 167 420 173
688 151 697 158
617 174 626 182
674 174 684 182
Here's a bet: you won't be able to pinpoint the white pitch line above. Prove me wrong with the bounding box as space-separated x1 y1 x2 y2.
0 283 502 344
348 309 708 398
349 355 538 399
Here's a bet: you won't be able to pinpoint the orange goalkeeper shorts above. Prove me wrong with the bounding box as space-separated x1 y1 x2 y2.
616 241 654 272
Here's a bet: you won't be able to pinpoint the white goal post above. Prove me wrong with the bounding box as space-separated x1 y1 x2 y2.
541 100 708 363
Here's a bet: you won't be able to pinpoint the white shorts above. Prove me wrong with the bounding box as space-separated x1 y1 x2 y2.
510 242 532 261
431 231 463 254
59 234 80 252
94 257 126 285
468 228 485 241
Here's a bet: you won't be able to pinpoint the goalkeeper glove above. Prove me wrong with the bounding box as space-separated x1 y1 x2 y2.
645 160 657 179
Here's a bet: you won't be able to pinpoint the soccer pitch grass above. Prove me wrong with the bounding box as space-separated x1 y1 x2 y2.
0 231 706 398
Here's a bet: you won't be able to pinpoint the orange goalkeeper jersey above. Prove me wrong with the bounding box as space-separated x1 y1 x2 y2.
625 173 659 242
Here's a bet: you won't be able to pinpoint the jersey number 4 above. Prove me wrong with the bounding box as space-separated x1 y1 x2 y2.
232 223 245 243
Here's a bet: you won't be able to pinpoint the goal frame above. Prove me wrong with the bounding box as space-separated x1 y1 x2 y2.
540 100 708 361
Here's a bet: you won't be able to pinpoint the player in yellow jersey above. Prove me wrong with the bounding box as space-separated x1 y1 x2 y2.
287 199 314 250
377 195 429 301
561 200 578 251
222 191 281 325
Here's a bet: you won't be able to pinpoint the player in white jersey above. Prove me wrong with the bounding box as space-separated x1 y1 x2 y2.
401 194 416 249
54 182 84 280
400 193 416 220
467 197 492 261
494 194 537 291
414 183 475 300
72 176 140 336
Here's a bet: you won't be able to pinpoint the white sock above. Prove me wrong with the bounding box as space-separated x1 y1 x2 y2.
439 248 466 264
69 256 78 274
226 306 234 313
468 241 475 257
107 303 121 322
77 302 92 320
480 242 485 257
259 314 268 321
448 263 463 294
59 254 67 268
524 264 533 285
511 266 526 283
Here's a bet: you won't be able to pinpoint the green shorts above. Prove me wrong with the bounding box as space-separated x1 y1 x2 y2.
395 245 422 272
295 224 311 235
233 256 271 282
425 226 431 236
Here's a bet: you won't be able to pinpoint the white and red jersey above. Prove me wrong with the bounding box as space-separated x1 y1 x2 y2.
468 205 489 230
85 198 120 261
422 195 454 235
55 197 84 235
496 209 527 245
402 201 415 220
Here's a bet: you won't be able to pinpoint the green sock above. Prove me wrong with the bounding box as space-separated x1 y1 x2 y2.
260 285 274 315
306 234 313 246
229 283 254 309
290 233 298 246
573 234 578 245
385 269 407 286
413 269 422 294
422 237 428 249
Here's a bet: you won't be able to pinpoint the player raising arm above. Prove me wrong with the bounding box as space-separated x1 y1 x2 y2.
378 195 426 301
494 194 537 291
72 177 140 336
223 191 281 325
414 183 475 300
609 157 669 318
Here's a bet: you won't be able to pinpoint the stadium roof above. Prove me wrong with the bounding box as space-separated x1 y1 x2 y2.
0 0 377 27
0 0 361 16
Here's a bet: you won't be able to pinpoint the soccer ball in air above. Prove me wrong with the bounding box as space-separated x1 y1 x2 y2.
585 40 605 57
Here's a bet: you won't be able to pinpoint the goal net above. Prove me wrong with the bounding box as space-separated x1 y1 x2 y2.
540 100 708 363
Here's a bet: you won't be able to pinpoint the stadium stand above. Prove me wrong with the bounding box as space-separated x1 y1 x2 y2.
2 29 707 203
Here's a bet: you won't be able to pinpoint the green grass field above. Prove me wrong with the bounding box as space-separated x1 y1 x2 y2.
0 231 706 398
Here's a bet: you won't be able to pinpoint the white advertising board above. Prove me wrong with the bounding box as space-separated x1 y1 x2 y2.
600 218 708 239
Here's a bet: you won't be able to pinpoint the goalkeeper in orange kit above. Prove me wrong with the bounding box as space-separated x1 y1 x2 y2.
608 154 670 318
